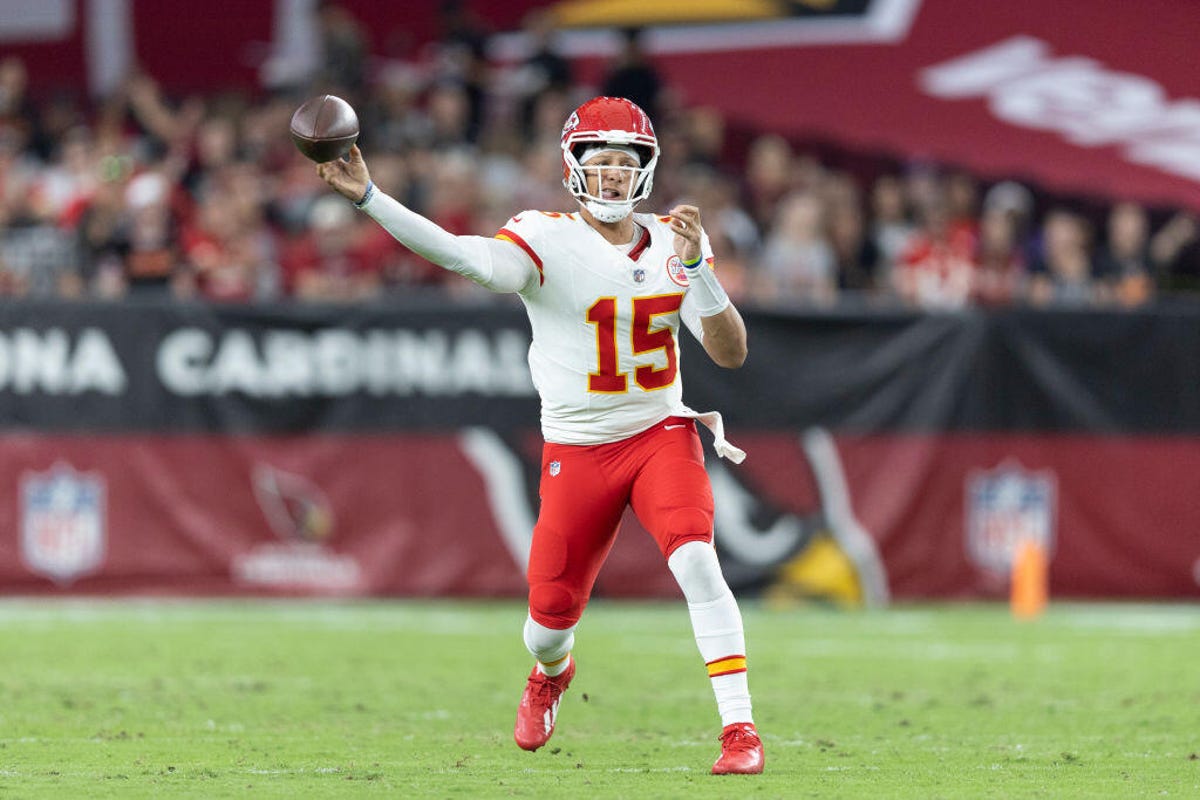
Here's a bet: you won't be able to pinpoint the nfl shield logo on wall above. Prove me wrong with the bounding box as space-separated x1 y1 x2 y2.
20 463 107 584
965 460 1056 575
549 461 561 477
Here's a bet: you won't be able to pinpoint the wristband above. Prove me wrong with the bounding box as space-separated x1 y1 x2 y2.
682 255 730 317
353 181 376 209
681 253 703 269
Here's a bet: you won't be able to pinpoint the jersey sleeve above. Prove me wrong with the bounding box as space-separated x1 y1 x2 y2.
359 191 539 294
679 228 718 341
494 212 548 291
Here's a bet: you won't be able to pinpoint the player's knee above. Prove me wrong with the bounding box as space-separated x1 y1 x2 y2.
528 581 580 628
661 507 713 557
668 539 730 604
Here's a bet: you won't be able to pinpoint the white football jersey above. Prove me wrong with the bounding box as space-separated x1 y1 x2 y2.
496 210 713 446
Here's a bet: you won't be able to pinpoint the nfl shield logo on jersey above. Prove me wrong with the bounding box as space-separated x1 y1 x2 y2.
20 463 107 584
549 461 561 477
965 460 1056 575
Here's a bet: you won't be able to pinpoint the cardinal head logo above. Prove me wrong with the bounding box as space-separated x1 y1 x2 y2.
252 464 334 543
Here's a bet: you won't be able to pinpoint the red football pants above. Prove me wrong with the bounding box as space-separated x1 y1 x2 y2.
527 416 715 629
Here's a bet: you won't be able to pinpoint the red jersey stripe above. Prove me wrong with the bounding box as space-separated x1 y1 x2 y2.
496 228 544 285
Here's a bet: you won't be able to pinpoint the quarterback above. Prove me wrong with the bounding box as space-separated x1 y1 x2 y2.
317 96 763 775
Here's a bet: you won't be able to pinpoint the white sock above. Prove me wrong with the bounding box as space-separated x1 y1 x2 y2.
523 614 575 677
537 654 571 677
668 542 754 727
691 594 754 726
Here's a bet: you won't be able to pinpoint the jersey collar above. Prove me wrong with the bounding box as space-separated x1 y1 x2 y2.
627 225 652 262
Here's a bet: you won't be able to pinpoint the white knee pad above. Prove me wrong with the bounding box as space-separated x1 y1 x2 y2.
668 540 732 605
523 614 575 664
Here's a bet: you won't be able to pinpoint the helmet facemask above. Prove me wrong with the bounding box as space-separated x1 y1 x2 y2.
563 138 659 223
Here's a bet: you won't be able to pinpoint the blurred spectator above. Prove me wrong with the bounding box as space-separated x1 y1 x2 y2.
32 126 96 222
524 88 573 150
982 180 1033 224
982 180 1035 267
1029 209 1100 307
183 165 282 302
682 107 727 169
281 195 383 301
602 28 663 124
828 195 881 294
363 66 436 152
0 162 78 297
183 115 239 198
1149 213 1199 292
945 170 979 236
123 171 187 297
511 9 573 139
72 157 134 298
869 174 915 285
512 141 570 212
757 191 836 306
903 162 942 218
973 207 1027 306
1095 202 1154 308
316 1 369 95
426 81 475 150
0 45 1197 311
743 135 794 231
895 198 976 309
0 58 38 154
431 0 491 144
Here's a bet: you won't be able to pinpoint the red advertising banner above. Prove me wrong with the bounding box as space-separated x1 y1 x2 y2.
637 0 1200 211
4 431 1198 601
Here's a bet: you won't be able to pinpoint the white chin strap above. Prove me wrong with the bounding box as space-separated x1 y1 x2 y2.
583 198 634 223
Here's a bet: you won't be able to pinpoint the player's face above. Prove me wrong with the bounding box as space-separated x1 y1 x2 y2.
581 152 639 202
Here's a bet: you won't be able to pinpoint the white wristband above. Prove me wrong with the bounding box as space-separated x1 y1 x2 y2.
684 259 730 317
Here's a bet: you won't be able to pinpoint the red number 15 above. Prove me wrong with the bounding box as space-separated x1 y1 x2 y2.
586 294 684 393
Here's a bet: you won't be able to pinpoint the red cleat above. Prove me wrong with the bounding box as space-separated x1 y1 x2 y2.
513 660 575 751
712 722 764 775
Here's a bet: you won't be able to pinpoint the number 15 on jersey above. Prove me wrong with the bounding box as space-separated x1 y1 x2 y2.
586 293 684 394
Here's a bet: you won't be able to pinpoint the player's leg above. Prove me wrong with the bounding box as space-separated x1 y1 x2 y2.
667 541 763 774
515 441 627 752
629 420 764 774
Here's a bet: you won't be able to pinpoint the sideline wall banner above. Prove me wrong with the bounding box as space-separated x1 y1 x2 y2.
0 301 1197 601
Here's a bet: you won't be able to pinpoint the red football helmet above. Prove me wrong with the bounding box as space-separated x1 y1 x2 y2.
560 96 660 220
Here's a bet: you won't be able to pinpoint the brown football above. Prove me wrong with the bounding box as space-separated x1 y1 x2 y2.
289 94 359 162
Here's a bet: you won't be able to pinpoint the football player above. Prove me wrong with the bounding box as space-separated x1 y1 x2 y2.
316 96 763 775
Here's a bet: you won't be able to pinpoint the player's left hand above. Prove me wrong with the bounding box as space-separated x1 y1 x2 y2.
669 205 703 265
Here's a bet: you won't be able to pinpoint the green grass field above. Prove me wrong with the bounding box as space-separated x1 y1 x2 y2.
0 599 1197 798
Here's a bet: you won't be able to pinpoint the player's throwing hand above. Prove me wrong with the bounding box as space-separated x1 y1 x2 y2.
317 145 372 205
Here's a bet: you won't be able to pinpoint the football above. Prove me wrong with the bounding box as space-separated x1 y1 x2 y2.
289 94 359 163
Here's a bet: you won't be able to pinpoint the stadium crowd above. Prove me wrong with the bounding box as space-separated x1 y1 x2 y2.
0 6 1197 309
